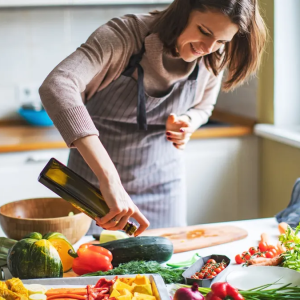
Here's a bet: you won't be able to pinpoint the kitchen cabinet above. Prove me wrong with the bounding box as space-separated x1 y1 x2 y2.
0 135 258 225
0 149 69 206
184 136 259 225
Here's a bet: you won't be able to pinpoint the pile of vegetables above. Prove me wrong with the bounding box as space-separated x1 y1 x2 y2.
235 233 284 266
279 223 300 271
172 282 300 300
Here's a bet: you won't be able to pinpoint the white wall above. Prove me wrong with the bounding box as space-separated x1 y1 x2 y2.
0 4 164 120
0 4 258 121
215 73 258 120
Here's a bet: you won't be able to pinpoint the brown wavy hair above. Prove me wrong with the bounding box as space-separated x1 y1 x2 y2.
151 0 267 91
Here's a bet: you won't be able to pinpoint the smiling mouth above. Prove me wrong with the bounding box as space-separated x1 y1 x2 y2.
190 43 203 56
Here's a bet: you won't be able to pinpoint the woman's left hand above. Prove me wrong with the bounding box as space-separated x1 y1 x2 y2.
165 113 194 150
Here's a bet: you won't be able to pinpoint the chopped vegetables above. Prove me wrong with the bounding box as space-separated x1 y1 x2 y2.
46 277 116 300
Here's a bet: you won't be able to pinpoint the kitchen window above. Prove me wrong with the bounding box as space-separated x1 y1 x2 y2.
255 0 300 148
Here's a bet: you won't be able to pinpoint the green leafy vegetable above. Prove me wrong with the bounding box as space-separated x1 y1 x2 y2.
81 260 185 284
279 223 300 271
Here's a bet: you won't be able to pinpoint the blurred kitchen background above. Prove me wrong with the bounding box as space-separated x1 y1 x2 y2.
0 0 299 226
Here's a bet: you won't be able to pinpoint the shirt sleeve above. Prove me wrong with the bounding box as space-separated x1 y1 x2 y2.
184 69 223 131
39 16 145 147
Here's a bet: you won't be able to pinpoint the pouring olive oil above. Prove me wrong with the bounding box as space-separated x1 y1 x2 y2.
38 158 137 235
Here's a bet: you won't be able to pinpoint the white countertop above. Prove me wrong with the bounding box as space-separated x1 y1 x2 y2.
73 217 280 282
0 217 280 282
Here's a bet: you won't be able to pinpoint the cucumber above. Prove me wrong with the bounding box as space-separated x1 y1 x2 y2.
95 236 173 267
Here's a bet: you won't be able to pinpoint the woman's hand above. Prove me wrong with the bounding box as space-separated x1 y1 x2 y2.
95 175 149 236
165 113 194 150
73 135 150 236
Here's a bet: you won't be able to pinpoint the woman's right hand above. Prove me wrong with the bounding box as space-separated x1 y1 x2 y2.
73 135 150 236
95 174 150 236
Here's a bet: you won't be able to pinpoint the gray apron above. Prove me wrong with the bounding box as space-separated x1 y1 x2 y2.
68 40 199 234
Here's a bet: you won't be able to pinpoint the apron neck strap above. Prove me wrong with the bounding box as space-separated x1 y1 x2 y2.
187 63 199 81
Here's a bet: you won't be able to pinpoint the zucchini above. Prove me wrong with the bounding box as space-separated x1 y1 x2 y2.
95 236 173 267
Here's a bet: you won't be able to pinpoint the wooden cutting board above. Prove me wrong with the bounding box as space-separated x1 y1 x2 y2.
140 224 248 253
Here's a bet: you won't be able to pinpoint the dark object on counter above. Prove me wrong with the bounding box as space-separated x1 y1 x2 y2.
94 236 174 267
182 254 231 288
276 178 300 229
18 102 54 126
38 158 137 236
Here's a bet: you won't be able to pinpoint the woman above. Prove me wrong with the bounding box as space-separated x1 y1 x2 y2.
39 0 267 236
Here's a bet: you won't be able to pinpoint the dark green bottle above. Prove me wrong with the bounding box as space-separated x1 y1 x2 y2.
38 158 137 236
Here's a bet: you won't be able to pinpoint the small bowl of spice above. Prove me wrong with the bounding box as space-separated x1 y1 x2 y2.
182 254 231 287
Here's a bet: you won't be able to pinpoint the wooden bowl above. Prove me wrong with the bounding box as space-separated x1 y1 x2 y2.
0 198 92 244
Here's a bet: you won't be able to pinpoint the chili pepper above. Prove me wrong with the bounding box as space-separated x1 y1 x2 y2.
68 243 113 276
206 282 244 300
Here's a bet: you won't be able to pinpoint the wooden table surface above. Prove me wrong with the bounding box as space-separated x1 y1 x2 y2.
0 110 256 153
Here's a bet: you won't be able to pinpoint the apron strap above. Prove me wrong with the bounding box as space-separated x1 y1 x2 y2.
122 43 148 130
187 63 199 81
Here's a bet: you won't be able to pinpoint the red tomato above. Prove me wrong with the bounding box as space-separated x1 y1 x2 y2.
207 259 217 264
242 251 251 261
215 267 222 274
198 273 204 279
267 244 276 251
211 271 217 276
259 242 269 252
235 254 244 264
265 251 275 258
249 247 257 255
207 275 215 279
270 248 278 256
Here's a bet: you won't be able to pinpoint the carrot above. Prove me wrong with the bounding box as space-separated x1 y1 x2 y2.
260 232 270 244
276 241 286 254
247 255 283 266
278 222 290 235
46 289 87 296
47 295 86 300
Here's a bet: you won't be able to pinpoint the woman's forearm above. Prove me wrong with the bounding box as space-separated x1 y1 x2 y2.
73 135 120 184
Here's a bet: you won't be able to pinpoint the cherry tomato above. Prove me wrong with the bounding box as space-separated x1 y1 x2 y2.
207 275 215 279
249 247 257 255
211 271 217 276
242 251 251 261
235 254 244 264
207 259 217 264
215 267 222 274
270 248 278 256
265 251 275 258
198 273 204 279
259 242 269 252
267 244 276 251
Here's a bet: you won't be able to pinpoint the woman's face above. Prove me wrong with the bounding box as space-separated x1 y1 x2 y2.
177 9 239 62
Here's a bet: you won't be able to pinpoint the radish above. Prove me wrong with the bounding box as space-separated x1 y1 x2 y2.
173 283 204 300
